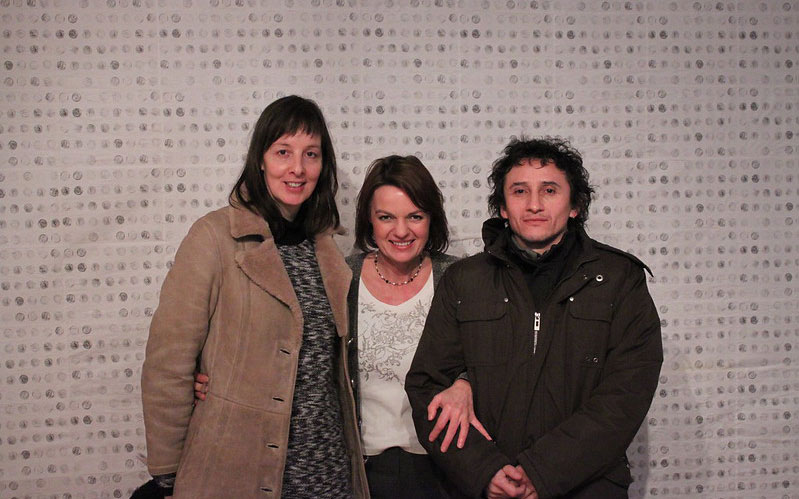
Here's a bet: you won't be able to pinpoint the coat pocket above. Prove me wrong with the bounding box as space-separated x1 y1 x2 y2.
175 395 283 497
456 299 510 366
567 295 613 368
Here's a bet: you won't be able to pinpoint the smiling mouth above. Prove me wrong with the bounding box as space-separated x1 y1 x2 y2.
391 240 413 247
285 181 305 188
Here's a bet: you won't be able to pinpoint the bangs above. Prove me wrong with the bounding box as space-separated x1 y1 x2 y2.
271 103 327 144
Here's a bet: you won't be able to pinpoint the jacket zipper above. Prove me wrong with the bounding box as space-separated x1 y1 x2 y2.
533 311 541 355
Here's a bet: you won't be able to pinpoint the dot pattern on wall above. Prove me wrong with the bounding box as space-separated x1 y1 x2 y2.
1 1 798 497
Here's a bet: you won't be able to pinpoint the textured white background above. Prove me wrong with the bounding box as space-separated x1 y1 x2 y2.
1 0 798 497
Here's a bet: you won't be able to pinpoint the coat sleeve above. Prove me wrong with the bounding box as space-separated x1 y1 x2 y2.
141 218 222 475
405 268 512 498
517 266 663 498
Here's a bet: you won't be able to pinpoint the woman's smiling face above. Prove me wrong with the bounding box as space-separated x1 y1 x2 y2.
262 132 322 220
369 185 430 267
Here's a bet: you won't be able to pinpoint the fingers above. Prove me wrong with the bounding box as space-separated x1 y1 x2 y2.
486 467 526 498
439 409 461 453
456 413 470 448
428 405 449 442
427 393 441 421
471 417 493 441
502 464 523 482
193 372 209 401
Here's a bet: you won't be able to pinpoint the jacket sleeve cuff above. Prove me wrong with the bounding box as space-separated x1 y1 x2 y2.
517 452 553 499
153 473 175 496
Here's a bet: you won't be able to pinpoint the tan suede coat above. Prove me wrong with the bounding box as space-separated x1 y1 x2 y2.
141 204 369 498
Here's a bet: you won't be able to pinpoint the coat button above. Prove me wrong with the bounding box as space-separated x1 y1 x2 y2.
595 274 604 282
569 297 574 302
503 297 509 303
593 357 599 363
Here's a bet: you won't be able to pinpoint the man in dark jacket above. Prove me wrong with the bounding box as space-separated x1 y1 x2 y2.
405 137 663 499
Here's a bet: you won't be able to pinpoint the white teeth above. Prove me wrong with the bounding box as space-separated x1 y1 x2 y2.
286 182 303 188
392 241 412 247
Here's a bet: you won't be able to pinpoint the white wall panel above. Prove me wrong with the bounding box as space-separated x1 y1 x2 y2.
1 1 797 497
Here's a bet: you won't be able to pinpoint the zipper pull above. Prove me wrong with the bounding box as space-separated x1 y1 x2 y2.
533 312 540 354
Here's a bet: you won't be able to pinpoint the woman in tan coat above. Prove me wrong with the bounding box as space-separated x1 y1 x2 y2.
140 95 368 498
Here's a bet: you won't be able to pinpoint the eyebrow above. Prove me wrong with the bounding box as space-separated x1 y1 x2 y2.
507 180 562 189
271 141 321 148
540 181 562 188
373 208 425 216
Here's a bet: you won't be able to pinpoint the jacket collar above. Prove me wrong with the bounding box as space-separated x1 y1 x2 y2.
482 217 598 268
229 202 351 338
229 200 273 240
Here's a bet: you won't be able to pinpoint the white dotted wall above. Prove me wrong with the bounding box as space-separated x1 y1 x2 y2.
1 0 797 497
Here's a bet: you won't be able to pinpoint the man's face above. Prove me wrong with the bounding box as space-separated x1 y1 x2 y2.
500 158 578 254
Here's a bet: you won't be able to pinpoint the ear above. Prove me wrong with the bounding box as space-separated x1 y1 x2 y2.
569 206 579 219
500 204 508 219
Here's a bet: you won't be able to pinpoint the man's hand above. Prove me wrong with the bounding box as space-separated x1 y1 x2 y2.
515 465 538 499
426 379 492 452
485 465 528 498
194 372 209 402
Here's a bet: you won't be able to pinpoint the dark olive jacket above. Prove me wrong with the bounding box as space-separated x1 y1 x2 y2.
405 219 663 498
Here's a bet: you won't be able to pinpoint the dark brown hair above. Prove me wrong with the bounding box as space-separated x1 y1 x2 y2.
230 95 339 236
354 155 449 255
488 136 594 229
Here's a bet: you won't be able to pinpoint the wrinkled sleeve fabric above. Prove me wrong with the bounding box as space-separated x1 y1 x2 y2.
141 218 222 475
405 267 511 498
518 266 663 498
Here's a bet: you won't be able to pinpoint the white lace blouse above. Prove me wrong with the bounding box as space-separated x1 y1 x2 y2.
357 271 435 456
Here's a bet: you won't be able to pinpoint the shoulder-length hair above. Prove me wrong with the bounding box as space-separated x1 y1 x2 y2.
487 136 594 229
230 95 340 236
354 155 449 255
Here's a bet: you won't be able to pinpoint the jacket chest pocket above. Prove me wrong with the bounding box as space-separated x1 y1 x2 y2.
566 293 613 368
456 299 510 366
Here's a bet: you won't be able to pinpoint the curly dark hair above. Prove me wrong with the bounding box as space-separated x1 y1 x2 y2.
487 136 594 229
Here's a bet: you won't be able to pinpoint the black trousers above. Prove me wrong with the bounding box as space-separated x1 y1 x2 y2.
365 447 451 499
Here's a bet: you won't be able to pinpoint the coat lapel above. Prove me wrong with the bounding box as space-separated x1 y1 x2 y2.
229 205 301 317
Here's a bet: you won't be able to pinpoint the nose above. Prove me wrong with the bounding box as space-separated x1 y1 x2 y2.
394 219 410 237
528 192 542 212
289 156 305 176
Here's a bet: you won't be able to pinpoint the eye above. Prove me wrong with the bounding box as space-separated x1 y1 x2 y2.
377 214 392 221
275 149 289 156
306 150 320 159
409 214 426 221
544 187 557 194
